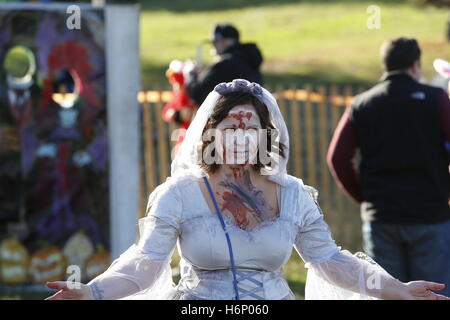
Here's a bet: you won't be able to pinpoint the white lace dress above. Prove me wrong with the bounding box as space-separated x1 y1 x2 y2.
87 174 393 300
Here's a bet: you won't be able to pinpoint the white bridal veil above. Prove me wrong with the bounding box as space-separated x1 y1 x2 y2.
171 79 290 186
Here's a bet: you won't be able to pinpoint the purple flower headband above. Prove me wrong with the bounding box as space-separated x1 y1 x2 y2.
214 79 264 101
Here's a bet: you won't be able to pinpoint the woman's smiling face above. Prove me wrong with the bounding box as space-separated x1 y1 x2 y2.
215 104 262 165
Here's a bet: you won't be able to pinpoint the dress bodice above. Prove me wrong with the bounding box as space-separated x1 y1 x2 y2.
177 178 294 272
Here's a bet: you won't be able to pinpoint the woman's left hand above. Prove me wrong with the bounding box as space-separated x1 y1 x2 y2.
402 281 450 300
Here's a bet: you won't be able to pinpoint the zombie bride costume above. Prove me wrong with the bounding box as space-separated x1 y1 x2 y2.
87 79 396 300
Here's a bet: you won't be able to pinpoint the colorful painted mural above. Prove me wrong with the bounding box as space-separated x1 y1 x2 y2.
0 5 109 286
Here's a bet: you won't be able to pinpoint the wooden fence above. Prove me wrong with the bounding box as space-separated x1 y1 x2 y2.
138 84 367 252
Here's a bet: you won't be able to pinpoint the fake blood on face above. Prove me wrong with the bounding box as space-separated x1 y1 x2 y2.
226 111 253 129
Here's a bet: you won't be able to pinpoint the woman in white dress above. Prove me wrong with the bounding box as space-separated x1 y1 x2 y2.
45 79 449 300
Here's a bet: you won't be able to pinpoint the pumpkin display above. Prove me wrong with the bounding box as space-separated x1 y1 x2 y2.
0 238 29 284
28 246 67 284
62 230 94 278
85 244 110 280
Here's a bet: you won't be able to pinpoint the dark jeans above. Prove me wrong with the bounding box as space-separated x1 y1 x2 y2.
362 219 450 297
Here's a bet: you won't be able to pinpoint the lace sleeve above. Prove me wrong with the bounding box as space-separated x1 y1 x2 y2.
87 180 182 300
293 183 401 300
304 250 399 300
293 184 340 265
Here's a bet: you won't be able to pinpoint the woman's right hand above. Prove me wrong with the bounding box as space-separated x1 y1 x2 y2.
45 281 93 300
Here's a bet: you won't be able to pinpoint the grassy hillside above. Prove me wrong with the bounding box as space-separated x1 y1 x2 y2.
139 0 449 87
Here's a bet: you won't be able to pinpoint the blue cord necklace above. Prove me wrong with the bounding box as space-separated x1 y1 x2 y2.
202 176 240 300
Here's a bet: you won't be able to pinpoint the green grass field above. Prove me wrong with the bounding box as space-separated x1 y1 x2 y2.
139 0 449 87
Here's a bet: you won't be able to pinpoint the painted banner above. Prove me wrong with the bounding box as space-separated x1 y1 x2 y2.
0 4 109 287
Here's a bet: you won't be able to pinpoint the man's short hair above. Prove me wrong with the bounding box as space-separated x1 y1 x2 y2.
380 37 421 72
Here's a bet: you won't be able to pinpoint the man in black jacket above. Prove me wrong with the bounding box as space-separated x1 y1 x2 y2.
185 24 263 106
327 37 450 296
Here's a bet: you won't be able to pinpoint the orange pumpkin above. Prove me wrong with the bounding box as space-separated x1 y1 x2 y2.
0 238 29 284
85 245 110 280
28 246 67 284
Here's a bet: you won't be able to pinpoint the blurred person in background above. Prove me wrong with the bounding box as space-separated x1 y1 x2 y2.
185 23 263 106
162 60 197 157
327 37 450 296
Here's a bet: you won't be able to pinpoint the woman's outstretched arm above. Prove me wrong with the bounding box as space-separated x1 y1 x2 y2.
46 181 182 300
304 249 449 300
46 274 141 300
294 183 449 300
45 245 173 300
